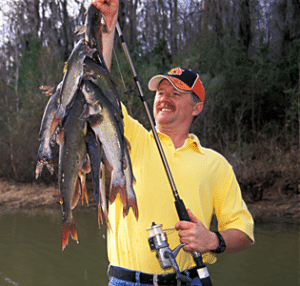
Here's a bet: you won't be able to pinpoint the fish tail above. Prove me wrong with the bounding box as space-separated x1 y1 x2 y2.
61 218 78 251
123 197 139 220
109 181 127 207
35 155 54 179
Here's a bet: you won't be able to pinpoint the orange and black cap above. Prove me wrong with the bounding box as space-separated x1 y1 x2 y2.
148 67 205 102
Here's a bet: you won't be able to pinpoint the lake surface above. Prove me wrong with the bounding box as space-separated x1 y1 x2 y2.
0 208 299 286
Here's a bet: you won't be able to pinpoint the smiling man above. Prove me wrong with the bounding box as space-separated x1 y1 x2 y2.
92 0 255 285
150 67 204 149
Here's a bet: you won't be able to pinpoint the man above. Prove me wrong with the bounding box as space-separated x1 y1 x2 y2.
92 0 255 285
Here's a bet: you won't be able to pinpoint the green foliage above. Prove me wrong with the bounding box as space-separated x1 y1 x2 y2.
1 23 299 182
0 37 65 181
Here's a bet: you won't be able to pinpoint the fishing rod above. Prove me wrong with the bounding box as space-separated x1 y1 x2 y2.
116 22 213 286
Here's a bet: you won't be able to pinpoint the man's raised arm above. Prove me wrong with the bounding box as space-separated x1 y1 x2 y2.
91 0 119 71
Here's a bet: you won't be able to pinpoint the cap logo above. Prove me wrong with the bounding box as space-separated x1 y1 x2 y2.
168 67 184 76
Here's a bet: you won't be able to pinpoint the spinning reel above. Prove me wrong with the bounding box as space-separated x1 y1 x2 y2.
147 222 193 284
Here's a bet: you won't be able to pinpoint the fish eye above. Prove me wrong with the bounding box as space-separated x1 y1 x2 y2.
84 84 91 92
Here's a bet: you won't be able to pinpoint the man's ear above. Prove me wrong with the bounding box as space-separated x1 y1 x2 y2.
192 102 203 116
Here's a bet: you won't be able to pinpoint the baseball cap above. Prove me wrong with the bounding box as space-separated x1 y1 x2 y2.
148 67 205 102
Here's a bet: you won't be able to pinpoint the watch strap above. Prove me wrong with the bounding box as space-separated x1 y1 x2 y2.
210 231 226 254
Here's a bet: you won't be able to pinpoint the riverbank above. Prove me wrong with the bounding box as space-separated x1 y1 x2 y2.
0 179 299 223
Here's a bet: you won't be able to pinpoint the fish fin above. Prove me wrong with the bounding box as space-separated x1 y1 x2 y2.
122 156 127 170
75 25 86 35
80 105 90 120
88 114 104 128
61 218 78 251
79 171 89 206
125 137 131 152
71 177 81 209
50 117 59 138
98 203 111 230
104 212 111 229
97 203 103 228
63 61 68 74
81 157 91 173
86 48 98 57
81 173 90 206
39 85 56 96
59 194 63 205
56 130 64 145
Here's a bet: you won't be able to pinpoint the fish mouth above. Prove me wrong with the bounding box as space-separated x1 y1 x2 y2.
156 101 175 113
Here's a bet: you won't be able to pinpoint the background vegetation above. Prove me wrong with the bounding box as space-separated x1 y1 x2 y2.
0 0 299 201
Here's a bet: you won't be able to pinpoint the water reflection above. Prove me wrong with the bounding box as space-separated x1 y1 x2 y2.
0 209 299 286
0 208 108 286
209 221 300 285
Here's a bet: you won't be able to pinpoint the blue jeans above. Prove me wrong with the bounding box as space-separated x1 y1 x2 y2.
107 265 202 286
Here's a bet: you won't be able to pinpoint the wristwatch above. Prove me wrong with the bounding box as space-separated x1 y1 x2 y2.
210 231 226 254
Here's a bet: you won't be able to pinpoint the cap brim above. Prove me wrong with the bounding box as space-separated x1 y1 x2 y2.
148 75 169 91
148 75 192 94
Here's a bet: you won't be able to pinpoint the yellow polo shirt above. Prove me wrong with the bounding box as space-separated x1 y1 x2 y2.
107 104 254 274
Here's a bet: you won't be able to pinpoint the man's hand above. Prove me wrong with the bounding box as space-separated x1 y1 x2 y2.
91 0 119 31
175 209 218 254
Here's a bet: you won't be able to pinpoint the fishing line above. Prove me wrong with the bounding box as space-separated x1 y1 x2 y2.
113 47 126 92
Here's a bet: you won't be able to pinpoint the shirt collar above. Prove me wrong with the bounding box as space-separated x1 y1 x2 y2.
185 134 205 154
150 130 205 154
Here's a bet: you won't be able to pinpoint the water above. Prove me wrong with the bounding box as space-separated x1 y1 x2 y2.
0 208 299 286
0 208 108 286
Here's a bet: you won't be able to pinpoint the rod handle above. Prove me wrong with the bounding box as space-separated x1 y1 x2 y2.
175 199 190 221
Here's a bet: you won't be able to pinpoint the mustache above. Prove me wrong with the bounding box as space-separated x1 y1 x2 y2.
156 100 175 111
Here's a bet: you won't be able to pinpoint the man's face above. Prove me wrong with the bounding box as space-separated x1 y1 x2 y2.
153 80 201 129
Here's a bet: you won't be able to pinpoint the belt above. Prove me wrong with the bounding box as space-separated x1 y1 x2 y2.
109 265 198 285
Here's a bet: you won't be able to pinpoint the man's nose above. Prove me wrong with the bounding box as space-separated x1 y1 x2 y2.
158 92 172 100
